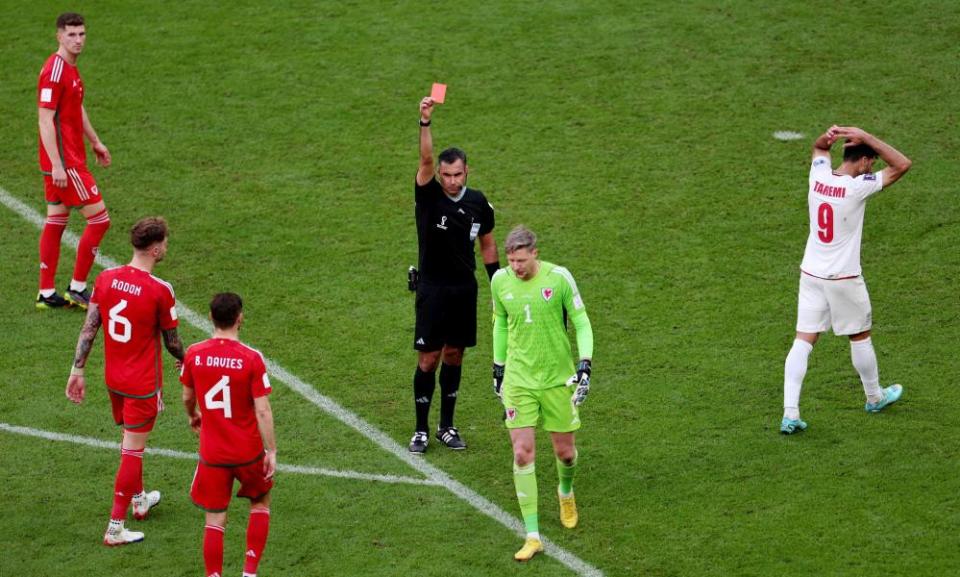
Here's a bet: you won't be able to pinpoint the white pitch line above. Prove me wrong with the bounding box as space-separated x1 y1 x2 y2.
0 186 603 577
773 130 805 141
0 422 439 487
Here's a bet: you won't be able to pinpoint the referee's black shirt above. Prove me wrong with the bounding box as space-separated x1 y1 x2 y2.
415 177 495 286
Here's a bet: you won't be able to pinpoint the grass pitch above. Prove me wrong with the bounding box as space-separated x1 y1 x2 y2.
1 1 958 576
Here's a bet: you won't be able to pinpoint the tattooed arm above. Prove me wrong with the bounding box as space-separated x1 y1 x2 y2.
66 304 102 404
162 327 186 363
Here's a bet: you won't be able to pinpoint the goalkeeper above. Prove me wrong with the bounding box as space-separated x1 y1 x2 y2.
490 225 594 562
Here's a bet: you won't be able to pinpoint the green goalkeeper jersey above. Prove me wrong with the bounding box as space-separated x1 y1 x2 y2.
491 261 593 390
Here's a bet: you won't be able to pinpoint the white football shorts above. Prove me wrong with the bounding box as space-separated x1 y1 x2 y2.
795 273 872 335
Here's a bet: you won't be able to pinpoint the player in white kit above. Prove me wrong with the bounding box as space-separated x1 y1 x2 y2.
781 125 912 434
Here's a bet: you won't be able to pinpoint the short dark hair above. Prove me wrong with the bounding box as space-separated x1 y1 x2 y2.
56 12 84 29
438 147 467 167
210 292 243 329
130 217 168 250
843 143 878 162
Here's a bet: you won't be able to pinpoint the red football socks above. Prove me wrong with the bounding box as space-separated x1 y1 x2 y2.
243 507 271 575
110 447 143 520
203 524 225 577
38 215 69 290
74 209 110 285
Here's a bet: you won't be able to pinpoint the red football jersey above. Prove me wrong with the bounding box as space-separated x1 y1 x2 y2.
90 266 178 397
37 53 86 171
180 339 272 466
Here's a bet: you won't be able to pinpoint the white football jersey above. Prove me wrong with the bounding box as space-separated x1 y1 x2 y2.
799 157 883 278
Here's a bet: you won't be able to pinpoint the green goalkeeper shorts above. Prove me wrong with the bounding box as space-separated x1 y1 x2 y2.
502 383 581 432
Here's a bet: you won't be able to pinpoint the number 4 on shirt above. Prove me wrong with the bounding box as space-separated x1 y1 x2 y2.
204 375 233 418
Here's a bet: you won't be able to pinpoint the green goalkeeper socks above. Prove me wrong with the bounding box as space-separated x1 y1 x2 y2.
557 450 577 495
513 462 539 534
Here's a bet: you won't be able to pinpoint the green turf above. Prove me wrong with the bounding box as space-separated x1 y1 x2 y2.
1 1 959 576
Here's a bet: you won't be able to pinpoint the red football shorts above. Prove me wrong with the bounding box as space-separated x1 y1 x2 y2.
44 166 101 207
109 389 162 433
190 458 273 512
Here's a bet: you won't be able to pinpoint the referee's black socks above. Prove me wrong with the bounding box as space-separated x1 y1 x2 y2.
414 367 436 433
439 363 462 429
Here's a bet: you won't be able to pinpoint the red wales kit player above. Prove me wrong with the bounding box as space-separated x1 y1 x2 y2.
66 217 185 545
37 12 113 310
181 293 277 577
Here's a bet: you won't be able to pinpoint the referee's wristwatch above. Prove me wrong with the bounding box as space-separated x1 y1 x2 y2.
419 118 431 127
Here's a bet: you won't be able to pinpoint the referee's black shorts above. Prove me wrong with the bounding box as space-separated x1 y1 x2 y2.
414 281 478 351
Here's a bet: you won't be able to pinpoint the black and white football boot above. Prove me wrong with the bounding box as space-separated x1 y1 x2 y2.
435 426 466 450
408 431 429 454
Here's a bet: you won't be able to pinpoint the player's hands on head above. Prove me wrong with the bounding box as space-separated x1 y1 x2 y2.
263 450 277 480
566 359 591 406
836 126 868 147
66 374 86 404
825 125 841 145
420 97 435 122
93 141 111 167
493 363 505 399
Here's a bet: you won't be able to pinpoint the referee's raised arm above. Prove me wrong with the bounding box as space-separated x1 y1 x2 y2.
417 97 436 186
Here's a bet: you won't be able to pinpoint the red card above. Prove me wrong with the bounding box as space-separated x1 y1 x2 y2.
431 83 446 104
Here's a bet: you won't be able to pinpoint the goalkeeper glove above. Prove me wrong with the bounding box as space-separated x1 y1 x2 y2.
566 359 591 406
493 363 505 399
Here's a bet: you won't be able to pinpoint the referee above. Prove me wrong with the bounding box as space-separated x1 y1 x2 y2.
408 95 499 453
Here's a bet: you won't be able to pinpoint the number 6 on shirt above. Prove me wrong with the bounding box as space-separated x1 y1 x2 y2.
204 375 233 418
108 300 133 343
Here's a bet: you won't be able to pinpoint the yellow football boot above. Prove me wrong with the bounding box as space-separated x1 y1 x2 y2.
514 537 544 562
558 490 578 529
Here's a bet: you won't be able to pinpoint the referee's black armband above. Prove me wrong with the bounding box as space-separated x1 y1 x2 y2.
485 261 500 281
